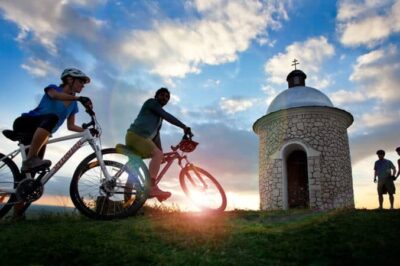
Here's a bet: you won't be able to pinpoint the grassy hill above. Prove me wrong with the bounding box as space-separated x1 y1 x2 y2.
1 208 399 265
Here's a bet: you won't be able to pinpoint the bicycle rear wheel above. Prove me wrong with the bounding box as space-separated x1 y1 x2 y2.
70 159 150 220
179 164 227 212
0 153 22 219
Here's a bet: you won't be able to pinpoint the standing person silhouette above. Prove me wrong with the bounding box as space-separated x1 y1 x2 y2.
396 147 400 181
374 150 396 209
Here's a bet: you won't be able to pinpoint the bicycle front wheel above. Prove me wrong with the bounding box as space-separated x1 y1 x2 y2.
179 164 227 212
70 159 149 220
0 153 22 219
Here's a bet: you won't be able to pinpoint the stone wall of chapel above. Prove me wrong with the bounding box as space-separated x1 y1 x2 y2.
255 107 354 210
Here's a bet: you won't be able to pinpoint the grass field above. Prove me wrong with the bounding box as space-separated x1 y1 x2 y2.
1 208 399 265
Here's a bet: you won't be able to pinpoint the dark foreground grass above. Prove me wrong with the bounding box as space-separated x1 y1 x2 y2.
1 208 399 265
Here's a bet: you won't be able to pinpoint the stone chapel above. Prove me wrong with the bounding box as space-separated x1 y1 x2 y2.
253 67 354 210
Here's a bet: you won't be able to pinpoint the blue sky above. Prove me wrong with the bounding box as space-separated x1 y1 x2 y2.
1 0 400 210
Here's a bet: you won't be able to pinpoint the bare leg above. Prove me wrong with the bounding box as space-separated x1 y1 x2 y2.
27 128 50 159
148 147 170 200
389 194 394 209
379 194 383 209
149 147 163 181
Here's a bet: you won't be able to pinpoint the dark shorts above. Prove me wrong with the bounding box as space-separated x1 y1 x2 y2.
377 178 396 195
13 114 59 143
12 114 59 158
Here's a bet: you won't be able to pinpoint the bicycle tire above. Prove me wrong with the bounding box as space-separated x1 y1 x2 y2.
179 164 227 212
70 148 150 220
94 147 150 211
0 153 22 219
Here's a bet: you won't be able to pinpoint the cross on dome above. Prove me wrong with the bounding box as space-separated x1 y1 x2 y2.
291 59 299 70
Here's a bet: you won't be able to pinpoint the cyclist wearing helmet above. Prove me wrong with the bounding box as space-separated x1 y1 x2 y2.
13 68 93 173
125 87 192 201
374 150 396 209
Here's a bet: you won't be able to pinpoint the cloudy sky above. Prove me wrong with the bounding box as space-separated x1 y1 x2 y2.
1 0 399 210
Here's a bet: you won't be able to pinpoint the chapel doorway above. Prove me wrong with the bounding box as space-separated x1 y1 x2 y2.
287 150 309 208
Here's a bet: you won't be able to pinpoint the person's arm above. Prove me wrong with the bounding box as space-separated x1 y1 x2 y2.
66 114 84 132
46 87 78 101
150 102 188 131
397 159 400 178
374 162 378 183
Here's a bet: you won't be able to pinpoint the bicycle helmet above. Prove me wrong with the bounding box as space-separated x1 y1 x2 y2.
179 139 198 153
61 68 90 83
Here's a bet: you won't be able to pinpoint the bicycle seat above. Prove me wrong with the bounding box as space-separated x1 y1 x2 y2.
2 130 30 142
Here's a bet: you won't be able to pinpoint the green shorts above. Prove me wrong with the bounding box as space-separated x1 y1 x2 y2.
125 131 156 159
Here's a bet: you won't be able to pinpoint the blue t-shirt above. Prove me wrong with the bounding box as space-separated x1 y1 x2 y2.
23 84 79 133
374 159 395 179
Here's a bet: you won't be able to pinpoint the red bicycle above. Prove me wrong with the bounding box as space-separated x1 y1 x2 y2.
81 135 227 213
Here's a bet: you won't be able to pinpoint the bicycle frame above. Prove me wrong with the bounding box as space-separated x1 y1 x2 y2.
154 149 207 189
0 128 111 195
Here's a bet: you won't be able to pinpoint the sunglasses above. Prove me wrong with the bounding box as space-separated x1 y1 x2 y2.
75 78 86 84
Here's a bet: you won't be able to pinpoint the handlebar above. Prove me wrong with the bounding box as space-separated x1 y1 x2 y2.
171 133 198 153
82 109 96 129
80 107 101 138
85 108 95 116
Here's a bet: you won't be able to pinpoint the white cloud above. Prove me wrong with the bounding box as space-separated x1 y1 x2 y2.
264 36 335 85
21 58 58 77
330 89 367 105
337 0 400 47
116 0 289 78
261 84 280 106
220 97 254 114
0 0 106 54
337 0 392 21
342 45 400 136
169 94 181 105
203 79 221 88
359 111 398 128
349 46 400 102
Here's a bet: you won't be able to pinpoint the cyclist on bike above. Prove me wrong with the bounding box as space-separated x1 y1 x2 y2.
125 87 192 201
13 68 93 173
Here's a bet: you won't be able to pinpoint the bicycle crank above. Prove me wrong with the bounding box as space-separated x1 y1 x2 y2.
16 178 44 202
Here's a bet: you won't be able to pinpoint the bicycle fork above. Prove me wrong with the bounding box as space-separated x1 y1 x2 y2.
180 157 208 190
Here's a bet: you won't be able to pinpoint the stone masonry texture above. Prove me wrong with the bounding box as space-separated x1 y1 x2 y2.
253 106 354 210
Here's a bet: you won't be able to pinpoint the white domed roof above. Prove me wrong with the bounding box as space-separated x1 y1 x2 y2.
267 86 333 114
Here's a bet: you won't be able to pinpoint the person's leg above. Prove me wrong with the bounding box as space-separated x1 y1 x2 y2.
149 147 163 181
377 183 384 209
17 114 57 172
389 194 394 209
125 131 170 200
148 147 171 199
26 128 50 159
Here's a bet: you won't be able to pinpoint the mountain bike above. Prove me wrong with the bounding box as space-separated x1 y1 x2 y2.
0 109 149 220
81 135 227 212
